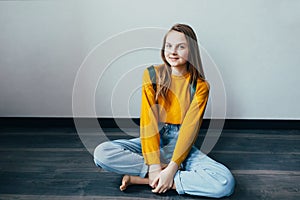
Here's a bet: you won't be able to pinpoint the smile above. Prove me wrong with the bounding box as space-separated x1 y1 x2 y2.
169 57 179 61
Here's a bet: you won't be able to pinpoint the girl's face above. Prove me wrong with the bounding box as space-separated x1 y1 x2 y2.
164 30 189 68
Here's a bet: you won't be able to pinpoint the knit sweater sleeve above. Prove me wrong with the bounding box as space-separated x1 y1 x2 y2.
171 80 210 166
140 68 160 165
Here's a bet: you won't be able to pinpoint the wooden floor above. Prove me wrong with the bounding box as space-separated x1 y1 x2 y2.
0 126 299 200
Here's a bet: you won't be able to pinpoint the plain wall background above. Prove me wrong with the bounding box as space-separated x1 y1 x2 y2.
0 0 299 119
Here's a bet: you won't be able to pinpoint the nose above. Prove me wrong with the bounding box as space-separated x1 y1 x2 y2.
169 46 178 54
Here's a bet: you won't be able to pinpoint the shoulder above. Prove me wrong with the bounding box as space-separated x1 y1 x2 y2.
144 64 164 72
196 78 210 95
142 64 164 83
143 64 164 77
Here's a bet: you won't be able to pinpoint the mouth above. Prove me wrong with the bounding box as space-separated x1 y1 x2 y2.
169 57 179 61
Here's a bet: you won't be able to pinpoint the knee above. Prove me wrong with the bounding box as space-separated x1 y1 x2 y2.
213 173 235 198
93 141 114 167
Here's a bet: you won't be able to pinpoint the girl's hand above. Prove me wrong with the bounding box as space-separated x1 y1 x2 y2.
151 161 179 193
148 164 162 188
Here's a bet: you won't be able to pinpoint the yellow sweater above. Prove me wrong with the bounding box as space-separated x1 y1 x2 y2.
140 65 210 166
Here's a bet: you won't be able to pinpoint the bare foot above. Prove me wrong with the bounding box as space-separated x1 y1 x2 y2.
120 175 131 191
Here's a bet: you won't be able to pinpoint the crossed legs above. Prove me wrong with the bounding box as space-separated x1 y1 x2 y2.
94 139 235 197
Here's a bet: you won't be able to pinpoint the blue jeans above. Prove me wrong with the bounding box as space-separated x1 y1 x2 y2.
94 124 235 198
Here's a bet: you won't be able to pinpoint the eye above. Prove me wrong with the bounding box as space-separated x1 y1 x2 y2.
179 45 186 49
165 43 172 48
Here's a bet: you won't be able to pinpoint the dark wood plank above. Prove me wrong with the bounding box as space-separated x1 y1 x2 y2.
0 172 198 199
1 131 299 152
232 174 300 199
0 150 299 172
1 171 299 199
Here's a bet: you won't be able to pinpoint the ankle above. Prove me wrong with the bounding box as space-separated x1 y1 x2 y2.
172 182 176 190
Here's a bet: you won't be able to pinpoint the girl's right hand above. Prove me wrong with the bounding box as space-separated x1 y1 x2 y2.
148 164 162 188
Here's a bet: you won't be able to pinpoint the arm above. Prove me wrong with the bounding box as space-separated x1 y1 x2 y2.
140 69 160 165
171 80 210 166
140 68 163 184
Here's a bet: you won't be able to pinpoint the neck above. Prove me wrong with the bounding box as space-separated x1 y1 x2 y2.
171 64 188 76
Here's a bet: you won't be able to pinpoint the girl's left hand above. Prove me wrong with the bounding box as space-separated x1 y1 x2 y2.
151 161 179 193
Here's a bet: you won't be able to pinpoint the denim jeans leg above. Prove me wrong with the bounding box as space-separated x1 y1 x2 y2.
94 138 148 178
174 147 235 198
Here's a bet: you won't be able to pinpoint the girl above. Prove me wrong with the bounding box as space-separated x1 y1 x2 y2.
94 24 235 198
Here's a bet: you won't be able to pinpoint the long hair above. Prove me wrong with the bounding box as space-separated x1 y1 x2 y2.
156 23 206 102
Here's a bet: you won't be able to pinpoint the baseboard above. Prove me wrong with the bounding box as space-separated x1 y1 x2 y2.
0 117 299 130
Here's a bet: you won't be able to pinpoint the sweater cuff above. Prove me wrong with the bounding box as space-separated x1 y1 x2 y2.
143 150 160 165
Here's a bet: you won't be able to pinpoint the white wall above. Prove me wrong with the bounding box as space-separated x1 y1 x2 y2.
0 0 299 119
